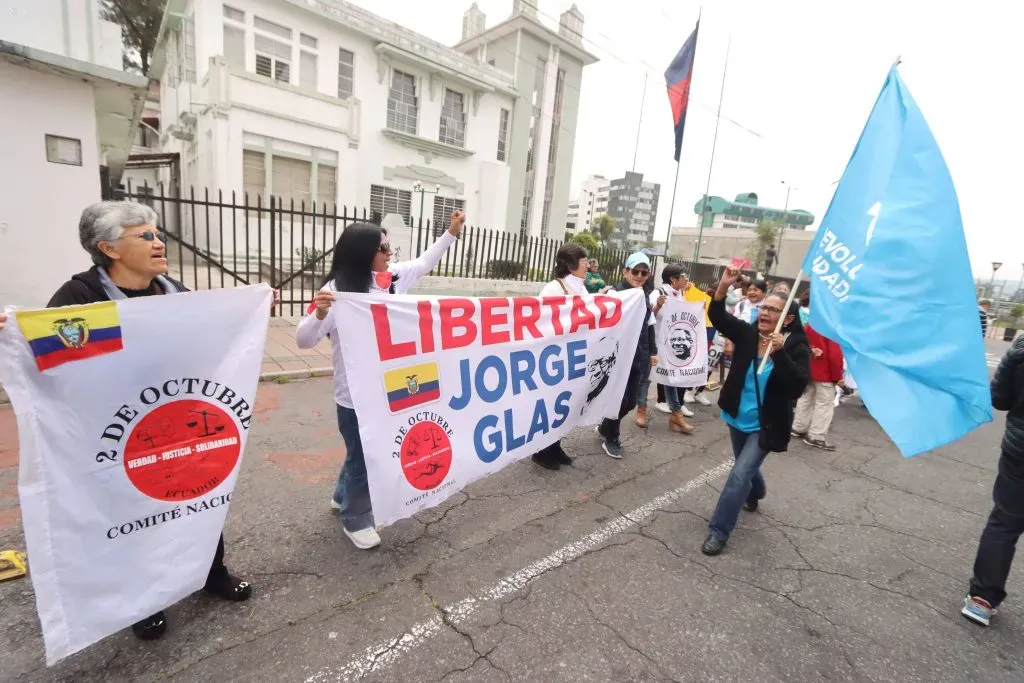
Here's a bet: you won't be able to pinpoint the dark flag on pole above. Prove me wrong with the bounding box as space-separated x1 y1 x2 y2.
665 23 699 162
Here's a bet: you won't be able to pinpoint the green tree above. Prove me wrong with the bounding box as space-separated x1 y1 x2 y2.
749 220 781 271
568 231 599 252
1011 303 1024 321
101 0 167 74
591 215 617 245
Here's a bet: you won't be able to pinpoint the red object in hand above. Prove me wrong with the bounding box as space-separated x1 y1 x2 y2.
307 300 317 315
375 270 394 291
729 257 751 271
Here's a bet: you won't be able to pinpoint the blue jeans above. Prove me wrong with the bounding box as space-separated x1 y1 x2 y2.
334 405 375 532
708 426 769 541
638 379 681 412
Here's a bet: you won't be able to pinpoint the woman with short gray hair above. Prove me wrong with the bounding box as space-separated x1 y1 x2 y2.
43 200 254 642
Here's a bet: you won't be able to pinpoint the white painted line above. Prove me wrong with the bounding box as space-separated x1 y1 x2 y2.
304 460 733 682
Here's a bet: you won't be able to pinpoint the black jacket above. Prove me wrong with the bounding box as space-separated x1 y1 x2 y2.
614 279 655 368
992 336 1024 458
709 297 810 452
47 266 188 307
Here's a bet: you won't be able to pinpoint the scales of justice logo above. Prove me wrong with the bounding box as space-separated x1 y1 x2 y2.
122 399 242 502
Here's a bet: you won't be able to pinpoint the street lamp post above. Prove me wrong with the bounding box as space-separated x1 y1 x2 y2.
773 180 794 274
411 181 441 253
989 261 1003 299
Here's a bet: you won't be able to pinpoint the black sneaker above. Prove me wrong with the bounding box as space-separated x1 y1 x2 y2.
205 572 253 602
131 611 167 641
701 536 726 556
554 445 573 466
601 438 623 459
743 500 759 512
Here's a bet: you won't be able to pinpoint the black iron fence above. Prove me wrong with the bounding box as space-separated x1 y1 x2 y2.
117 183 651 317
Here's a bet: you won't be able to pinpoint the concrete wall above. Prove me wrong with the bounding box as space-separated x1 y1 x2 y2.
669 226 815 278
0 0 120 69
0 62 99 307
406 275 545 297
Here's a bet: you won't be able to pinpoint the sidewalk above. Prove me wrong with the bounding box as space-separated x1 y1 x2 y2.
260 316 333 380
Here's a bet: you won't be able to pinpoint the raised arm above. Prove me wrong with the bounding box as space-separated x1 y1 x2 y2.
392 210 466 286
709 268 750 343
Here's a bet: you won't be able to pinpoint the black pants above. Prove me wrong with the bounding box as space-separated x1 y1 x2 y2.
600 363 643 443
969 449 1024 607
208 534 228 584
656 383 666 404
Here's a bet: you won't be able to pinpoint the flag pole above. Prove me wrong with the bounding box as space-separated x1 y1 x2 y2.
692 34 731 271
662 160 683 257
632 73 648 173
759 269 803 373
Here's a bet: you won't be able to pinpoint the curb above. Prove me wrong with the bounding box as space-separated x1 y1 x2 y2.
0 367 332 406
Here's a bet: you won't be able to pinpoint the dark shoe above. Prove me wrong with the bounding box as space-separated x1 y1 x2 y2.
205 572 253 602
791 429 806 439
554 445 573 466
701 536 726 556
531 452 560 470
601 438 623 459
743 500 759 512
803 436 837 451
132 611 167 641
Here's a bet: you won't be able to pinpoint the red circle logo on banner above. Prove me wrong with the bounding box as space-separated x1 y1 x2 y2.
123 399 242 501
399 421 452 491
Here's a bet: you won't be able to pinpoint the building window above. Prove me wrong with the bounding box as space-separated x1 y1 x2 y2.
520 56 547 232
223 25 245 69
496 108 510 161
439 89 466 147
300 50 318 91
223 4 245 21
300 33 318 49
370 185 413 225
254 16 291 40
432 196 465 237
255 34 291 83
540 68 566 238
386 70 418 135
337 48 355 98
242 141 338 207
182 14 197 83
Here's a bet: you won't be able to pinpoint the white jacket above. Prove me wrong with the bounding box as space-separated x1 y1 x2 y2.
295 231 457 408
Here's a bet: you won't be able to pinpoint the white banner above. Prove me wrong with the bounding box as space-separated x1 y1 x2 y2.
335 290 647 527
0 286 271 664
650 297 709 387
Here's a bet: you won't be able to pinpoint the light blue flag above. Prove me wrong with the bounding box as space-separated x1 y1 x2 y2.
802 65 992 457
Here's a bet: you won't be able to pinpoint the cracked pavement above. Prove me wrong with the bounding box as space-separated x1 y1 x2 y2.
1 339 1021 681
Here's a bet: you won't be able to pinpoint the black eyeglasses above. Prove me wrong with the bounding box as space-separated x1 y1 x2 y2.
631 268 651 277
122 230 166 243
379 243 392 254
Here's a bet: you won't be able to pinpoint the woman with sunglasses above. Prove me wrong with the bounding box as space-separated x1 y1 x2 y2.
43 201 254 642
297 211 466 550
596 253 659 460
700 267 810 557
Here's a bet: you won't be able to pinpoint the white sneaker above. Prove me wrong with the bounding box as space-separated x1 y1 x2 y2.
695 393 712 406
683 391 695 404
330 498 342 511
343 526 381 550
654 402 671 414
681 405 695 418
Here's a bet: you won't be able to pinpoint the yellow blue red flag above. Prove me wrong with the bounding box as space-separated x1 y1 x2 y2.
16 302 123 371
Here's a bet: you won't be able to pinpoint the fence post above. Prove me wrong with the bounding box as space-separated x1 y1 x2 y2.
269 195 277 317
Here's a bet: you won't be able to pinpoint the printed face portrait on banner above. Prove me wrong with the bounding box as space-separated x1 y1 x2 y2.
668 325 695 364
584 335 619 413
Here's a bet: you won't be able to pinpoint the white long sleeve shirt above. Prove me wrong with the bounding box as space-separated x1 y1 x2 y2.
538 273 588 297
295 231 457 408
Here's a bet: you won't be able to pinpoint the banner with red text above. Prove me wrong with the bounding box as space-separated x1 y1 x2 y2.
0 286 271 665
334 290 647 526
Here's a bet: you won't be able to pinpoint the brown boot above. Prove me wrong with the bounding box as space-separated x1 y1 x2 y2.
635 405 648 429
669 411 694 434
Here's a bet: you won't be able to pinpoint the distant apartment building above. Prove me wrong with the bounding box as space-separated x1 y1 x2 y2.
564 174 609 234
153 0 595 242
607 171 660 249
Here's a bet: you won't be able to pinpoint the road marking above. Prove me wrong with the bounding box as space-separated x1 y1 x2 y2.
304 460 733 682
987 354 1000 368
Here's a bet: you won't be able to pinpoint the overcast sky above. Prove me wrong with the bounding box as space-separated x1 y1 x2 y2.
349 0 1023 281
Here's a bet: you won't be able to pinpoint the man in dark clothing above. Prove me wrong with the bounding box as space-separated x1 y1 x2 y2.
597 253 656 459
962 336 1024 626
978 299 992 339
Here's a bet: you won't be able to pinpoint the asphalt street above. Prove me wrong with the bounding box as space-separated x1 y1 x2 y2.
0 338 1019 682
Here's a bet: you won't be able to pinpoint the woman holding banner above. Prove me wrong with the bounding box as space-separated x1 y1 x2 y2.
297 211 465 550
34 201 255 642
701 267 809 556
530 243 590 470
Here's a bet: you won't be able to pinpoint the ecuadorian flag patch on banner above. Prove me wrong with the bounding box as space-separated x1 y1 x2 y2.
383 362 440 413
16 301 124 371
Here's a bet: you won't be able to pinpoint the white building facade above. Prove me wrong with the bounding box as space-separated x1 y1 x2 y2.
0 0 147 307
564 174 609 235
155 0 595 244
